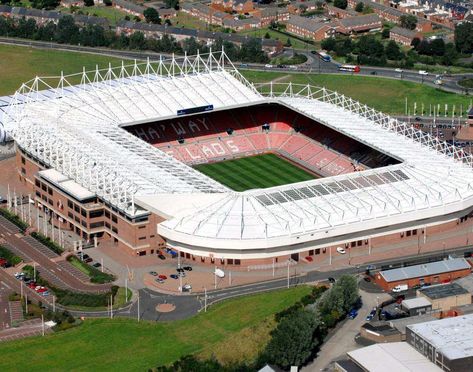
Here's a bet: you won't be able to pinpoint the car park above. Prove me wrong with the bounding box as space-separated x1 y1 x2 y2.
336 247 346 254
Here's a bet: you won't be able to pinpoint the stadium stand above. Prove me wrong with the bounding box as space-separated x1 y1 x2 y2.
126 103 396 175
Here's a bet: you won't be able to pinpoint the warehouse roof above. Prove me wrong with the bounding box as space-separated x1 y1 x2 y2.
379 258 471 282
407 314 473 360
419 283 469 300
401 297 432 310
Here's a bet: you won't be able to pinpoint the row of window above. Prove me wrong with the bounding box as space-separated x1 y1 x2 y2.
35 179 53 196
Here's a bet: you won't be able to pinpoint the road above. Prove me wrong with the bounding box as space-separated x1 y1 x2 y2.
0 37 469 95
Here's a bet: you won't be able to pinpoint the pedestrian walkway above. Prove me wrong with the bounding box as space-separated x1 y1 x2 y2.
8 301 23 324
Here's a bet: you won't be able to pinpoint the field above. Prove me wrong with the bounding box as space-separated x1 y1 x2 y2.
239 27 315 50
0 286 311 371
194 153 316 191
241 70 471 115
60 6 130 26
0 44 470 115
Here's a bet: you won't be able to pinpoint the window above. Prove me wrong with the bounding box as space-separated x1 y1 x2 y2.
138 225 146 229
47 187 53 196
35 179 40 187
89 210 104 218
315 248 320 255
48 199 53 205
111 226 118 234
90 222 104 229
138 236 146 240
105 210 110 218
67 200 73 209
112 215 118 223
105 222 111 229
138 251 146 256
74 216 80 223
81 220 87 228
81 208 86 218
35 191 40 198
351 241 356 248
41 184 47 191
68 212 73 219
235 259 241 265
413 230 417 235
74 205 80 213
407 231 411 237
21 156 25 165
357 240 362 246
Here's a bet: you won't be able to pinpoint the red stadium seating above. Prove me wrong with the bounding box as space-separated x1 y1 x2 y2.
126 103 393 175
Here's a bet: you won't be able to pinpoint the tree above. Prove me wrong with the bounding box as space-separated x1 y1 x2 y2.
385 40 402 60
129 31 146 49
16 18 37 39
455 22 473 53
31 0 60 9
264 32 270 39
103 0 112 5
285 38 292 47
381 28 390 39
443 42 457 65
336 275 359 312
399 14 417 30
55 15 80 44
0 0 11 4
263 310 320 369
165 0 179 10
83 0 94 6
182 37 202 56
431 38 445 56
411 37 421 49
334 0 347 9
321 37 336 51
355 1 364 12
144 8 161 24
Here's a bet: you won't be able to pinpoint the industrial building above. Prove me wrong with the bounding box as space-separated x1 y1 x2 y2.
407 314 473 371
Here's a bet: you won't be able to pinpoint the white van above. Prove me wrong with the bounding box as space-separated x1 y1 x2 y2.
392 284 408 292
418 70 428 76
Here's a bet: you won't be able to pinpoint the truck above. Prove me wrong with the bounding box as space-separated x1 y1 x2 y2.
392 284 408 293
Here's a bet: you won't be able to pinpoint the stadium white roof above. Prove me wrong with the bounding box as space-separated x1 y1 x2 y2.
2 52 473 255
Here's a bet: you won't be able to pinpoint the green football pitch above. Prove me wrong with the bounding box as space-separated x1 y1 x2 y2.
194 153 316 191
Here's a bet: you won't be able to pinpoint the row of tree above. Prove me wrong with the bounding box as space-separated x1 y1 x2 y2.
322 33 458 68
155 276 360 371
0 15 269 62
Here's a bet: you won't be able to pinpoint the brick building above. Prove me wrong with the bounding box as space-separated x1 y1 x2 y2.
210 0 254 14
286 15 336 41
335 13 382 34
374 258 472 291
390 26 422 45
417 283 472 312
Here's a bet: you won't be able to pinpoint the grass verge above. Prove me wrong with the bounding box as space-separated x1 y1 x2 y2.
67 255 115 284
0 286 311 371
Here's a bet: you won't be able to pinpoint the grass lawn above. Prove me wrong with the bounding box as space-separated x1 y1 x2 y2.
0 286 311 371
60 6 130 26
0 44 126 96
241 70 471 115
194 153 316 191
173 12 223 32
239 27 315 50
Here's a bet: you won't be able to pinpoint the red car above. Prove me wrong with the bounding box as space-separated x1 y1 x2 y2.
158 275 167 280
305 256 313 262
28 282 37 289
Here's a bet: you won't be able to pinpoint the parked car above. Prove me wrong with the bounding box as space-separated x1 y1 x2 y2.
155 278 164 284
158 254 166 260
336 247 346 254
170 274 179 280
182 284 192 292
82 254 90 260
305 256 313 262
176 268 185 273
149 271 158 276
418 70 428 75
158 275 167 280
183 266 192 271
264 64 273 68
366 308 377 321
348 309 358 319
328 277 336 283
395 68 403 73
392 284 408 292
84 258 93 263
93 262 101 268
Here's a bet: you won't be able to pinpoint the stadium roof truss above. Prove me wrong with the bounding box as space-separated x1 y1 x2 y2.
2 51 473 251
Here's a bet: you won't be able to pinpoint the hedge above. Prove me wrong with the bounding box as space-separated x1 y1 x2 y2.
0 208 28 232
67 256 115 284
0 245 22 266
31 232 64 255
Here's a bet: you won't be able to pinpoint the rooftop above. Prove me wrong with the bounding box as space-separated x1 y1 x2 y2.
390 26 418 38
419 282 470 300
347 342 442 372
407 314 473 360
401 297 432 309
379 258 471 282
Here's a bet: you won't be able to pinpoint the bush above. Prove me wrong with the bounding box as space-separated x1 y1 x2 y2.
31 232 63 255
0 208 28 232
0 245 22 266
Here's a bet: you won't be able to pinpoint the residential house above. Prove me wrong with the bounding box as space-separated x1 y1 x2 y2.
335 13 382 34
389 25 422 45
285 15 336 41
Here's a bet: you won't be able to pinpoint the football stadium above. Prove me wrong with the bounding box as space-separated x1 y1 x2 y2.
1 52 473 267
